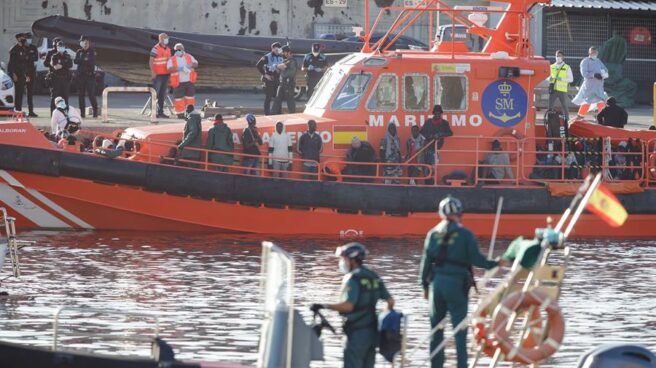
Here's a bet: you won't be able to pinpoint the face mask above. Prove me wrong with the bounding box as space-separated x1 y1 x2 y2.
556 56 563 63
26 38 32 45
175 50 183 57
338 258 350 274
56 102 67 109
275 47 282 55
312 51 319 57
163 38 169 46
80 41 86 48
57 47 65 53
590 53 598 59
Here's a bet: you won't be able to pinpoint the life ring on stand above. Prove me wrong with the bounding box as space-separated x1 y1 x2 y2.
472 304 542 358
491 289 565 365
493 128 524 161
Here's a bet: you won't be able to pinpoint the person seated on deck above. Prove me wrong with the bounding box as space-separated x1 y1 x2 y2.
206 114 234 172
57 135 80 152
596 97 628 128
480 140 514 184
94 138 124 159
343 136 376 183
380 124 402 184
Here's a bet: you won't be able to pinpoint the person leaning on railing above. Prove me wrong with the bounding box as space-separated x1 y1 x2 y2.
421 104 453 185
344 137 377 183
206 114 234 172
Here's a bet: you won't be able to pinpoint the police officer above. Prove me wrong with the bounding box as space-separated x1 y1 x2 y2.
256 42 283 115
311 242 395 368
271 45 297 115
24 33 39 117
302 43 327 99
47 40 73 113
74 35 99 118
7 33 30 113
419 197 505 368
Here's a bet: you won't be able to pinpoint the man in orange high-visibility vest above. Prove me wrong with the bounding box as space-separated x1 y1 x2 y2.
167 43 198 118
149 33 172 119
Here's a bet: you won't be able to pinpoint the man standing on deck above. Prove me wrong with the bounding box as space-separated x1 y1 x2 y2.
420 105 453 184
311 242 395 368
271 45 297 115
297 119 323 179
268 121 293 178
149 33 172 118
572 46 608 120
419 196 504 368
242 113 263 175
256 42 283 115
302 43 327 99
177 104 202 163
167 43 198 118
548 50 573 122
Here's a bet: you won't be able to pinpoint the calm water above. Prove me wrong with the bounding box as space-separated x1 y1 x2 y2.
0 231 655 367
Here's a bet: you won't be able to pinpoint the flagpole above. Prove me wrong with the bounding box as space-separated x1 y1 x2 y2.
564 173 602 238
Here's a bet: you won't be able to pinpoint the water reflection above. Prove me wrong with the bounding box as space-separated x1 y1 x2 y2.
0 232 655 366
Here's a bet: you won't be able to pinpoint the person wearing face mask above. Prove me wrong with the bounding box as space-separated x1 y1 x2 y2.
268 121 293 178
167 43 198 118
47 41 73 113
380 124 402 184
8 33 31 114
256 42 284 115
74 35 99 118
547 50 573 122
271 45 297 115
50 96 82 141
302 43 327 99
419 196 505 368
573 46 609 120
297 119 323 178
310 242 394 368
149 33 172 118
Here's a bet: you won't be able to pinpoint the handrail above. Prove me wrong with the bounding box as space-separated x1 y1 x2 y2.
321 160 434 183
0 110 25 122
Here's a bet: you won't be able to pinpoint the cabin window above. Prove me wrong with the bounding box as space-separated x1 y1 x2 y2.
309 68 345 109
403 74 429 112
332 73 372 110
434 75 468 112
366 73 397 112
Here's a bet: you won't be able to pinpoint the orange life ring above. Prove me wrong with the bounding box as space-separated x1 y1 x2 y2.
492 290 565 365
492 128 524 161
473 304 542 358
649 153 656 180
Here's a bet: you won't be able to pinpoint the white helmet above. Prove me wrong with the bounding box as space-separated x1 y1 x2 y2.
438 196 463 218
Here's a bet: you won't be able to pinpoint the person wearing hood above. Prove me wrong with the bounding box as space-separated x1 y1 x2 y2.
242 113 263 175
167 43 198 118
50 96 82 141
256 42 284 115
572 46 608 119
547 50 573 122
46 40 73 113
268 121 293 178
344 137 377 182
380 124 402 184
419 197 505 368
596 96 628 128
177 104 202 163
207 114 234 171
302 43 327 99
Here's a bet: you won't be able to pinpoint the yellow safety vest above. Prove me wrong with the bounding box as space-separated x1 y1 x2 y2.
550 63 570 93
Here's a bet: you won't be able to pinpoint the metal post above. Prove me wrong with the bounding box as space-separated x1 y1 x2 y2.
102 86 159 124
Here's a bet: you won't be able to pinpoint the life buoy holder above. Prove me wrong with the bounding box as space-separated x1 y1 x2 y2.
492 128 525 161
472 302 542 358
648 152 656 180
491 289 565 365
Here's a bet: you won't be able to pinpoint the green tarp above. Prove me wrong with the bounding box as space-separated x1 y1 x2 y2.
502 237 542 269
600 35 637 108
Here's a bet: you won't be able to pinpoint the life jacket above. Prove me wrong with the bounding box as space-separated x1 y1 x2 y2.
152 44 171 75
550 63 570 93
169 53 197 88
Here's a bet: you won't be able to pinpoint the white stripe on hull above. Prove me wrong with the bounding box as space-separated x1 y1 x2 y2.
0 184 71 229
25 189 94 229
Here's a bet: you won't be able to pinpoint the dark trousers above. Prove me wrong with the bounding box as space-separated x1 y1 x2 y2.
548 91 570 121
50 78 70 112
152 75 170 115
78 75 98 117
272 82 296 115
306 72 323 99
263 79 279 115
25 73 35 113
13 75 26 111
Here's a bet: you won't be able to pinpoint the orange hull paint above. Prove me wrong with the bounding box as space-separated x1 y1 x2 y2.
1 171 652 239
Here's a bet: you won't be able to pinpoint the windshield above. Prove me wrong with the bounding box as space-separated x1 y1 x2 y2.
307 68 345 109
331 73 372 110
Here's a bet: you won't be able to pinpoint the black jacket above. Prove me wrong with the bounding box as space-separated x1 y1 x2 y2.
420 117 453 150
298 131 322 162
7 44 29 76
597 105 628 128
48 52 73 79
74 47 97 75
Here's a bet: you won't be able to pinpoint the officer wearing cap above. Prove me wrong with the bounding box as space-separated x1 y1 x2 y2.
271 45 297 115
311 242 395 368
419 196 505 368
74 35 99 118
46 40 73 113
256 41 284 115
7 33 31 114
302 43 327 99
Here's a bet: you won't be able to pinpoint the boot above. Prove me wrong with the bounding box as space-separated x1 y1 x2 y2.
92 107 98 118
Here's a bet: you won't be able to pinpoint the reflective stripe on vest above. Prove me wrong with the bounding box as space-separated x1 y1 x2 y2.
550 64 570 93
169 53 197 88
152 44 171 75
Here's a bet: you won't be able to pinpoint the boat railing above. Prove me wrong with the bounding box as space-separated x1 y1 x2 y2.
0 110 26 122
320 160 434 183
52 306 160 353
647 138 656 187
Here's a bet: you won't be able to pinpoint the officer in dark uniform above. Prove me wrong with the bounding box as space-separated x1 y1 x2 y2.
271 45 297 115
256 42 283 115
74 35 99 118
43 37 61 71
47 40 73 113
7 33 30 113
419 196 505 368
24 33 39 117
311 242 395 368
302 43 327 99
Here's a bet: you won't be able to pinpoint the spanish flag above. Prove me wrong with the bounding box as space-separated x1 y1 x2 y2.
333 126 368 149
586 183 628 227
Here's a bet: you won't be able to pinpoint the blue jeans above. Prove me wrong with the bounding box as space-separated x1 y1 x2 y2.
152 75 169 115
243 157 260 176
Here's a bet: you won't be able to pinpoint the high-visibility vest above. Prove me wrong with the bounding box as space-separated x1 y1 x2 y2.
550 63 570 93
152 44 171 75
169 53 197 88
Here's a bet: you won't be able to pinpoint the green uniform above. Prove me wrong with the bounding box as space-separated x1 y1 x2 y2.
340 265 391 368
207 122 234 169
179 111 202 161
419 220 497 368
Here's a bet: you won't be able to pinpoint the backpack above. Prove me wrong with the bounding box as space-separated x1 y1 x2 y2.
378 310 403 362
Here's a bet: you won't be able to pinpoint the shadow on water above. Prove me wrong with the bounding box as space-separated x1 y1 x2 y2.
0 231 655 366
